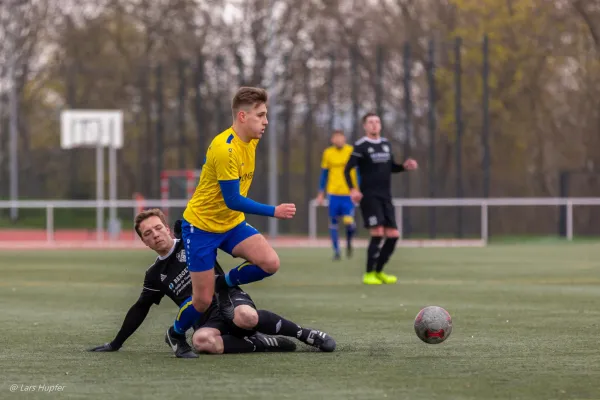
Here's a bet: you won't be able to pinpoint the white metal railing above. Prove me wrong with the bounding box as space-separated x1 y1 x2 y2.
307 197 599 242
0 197 595 243
0 199 188 242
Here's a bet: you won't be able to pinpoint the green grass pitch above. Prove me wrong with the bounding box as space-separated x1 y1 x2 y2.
2 244 600 399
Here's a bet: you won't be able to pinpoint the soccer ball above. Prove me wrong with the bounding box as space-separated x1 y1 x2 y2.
414 306 453 344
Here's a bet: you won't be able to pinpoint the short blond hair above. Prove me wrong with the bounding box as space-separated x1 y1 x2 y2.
232 87 268 117
134 208 168 238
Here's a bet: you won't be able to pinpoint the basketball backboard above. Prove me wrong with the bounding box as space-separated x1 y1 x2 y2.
60 109 124 240
61 110 123 149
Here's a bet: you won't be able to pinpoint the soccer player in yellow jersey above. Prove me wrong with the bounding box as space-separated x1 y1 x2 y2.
316 130 358 260
167 87 296 341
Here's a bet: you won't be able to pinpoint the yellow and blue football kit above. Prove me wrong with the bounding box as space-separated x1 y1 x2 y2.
183 128 261 233
174 127 278 335
182 126 275 272
319 144 358 258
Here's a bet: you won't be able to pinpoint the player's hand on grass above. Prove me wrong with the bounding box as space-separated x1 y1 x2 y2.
350 188 363 204
316 192 325 206
275 203 296 219
88 342 119 352
403 158 418 170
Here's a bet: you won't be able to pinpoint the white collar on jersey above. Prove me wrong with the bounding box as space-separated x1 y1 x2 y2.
360 136 384 144
158 239 179 260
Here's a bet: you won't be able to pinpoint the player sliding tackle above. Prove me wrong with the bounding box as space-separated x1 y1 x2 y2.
165 87 299 356
89 211 335 358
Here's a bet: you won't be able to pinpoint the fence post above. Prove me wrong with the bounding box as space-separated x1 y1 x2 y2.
46 205 54 243
96 146 104 242
558 170 568 237
566 200 573 240
309 199 317 240
480 203 488 243
397 204 404 240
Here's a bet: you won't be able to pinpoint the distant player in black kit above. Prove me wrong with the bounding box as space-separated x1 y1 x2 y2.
344 112 418 285
88 209 335 357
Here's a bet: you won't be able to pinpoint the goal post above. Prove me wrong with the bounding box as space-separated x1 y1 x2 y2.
160 169 201 222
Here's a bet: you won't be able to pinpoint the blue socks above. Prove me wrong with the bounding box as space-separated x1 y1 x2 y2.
225 261 273 286
330 217 356 255
173 296 203 334
173 261 277 334
346 223 355 247
329 217 340 256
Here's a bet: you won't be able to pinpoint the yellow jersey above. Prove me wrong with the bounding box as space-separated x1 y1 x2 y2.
320 144 357 196
183 127 258 233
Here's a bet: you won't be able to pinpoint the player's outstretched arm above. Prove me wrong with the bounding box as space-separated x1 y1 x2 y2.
212 142 295 219
392 157 418 173
213 142 283 217
88 298 153 352
219 179 276 217
391 162 405 173
219 180 296 219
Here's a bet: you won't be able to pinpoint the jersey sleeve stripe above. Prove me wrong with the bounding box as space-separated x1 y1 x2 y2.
352 152 363 157
226 133 234 144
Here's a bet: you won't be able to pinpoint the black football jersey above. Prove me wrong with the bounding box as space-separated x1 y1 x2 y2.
139 239 224 307
350 136 399 198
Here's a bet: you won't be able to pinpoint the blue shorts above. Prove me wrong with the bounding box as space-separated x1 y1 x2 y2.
328 195 355 218
181 219 259 272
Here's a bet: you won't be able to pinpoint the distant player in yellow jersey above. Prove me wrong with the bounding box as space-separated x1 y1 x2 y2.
316 130 358 260
166 87 296 343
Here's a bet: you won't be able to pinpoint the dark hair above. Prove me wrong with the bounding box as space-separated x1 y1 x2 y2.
232 87 268 116
362 112 379 124
331 129 345 136
134 208 168 238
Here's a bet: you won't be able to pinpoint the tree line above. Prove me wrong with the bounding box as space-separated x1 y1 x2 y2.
1 0 600 235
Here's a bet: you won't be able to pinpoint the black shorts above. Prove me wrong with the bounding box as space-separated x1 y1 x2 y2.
192 287 257 337
359 195 397 229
